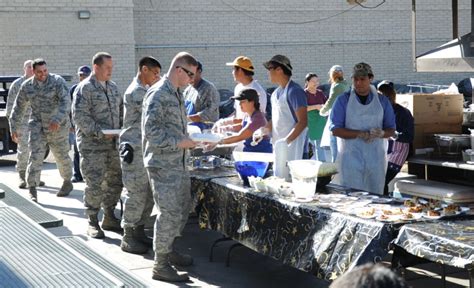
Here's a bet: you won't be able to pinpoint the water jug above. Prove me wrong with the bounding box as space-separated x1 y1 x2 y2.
273 139 289 181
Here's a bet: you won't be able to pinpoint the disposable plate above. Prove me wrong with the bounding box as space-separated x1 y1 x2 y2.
399 213 422 221
376 215 400 222
102 129 121 135
354 208 376 219
371 198 393 204
348 191 369 197
294 197 314 203
422 212 442 220
189 133 222 143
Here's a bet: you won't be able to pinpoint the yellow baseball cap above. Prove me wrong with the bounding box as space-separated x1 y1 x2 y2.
226 56 255 72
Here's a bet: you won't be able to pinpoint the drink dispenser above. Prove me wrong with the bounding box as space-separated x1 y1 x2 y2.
273 139 289 181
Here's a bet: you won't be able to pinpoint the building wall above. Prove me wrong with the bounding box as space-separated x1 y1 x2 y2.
0 0 136 92
133 0 473 91
0 0 472 92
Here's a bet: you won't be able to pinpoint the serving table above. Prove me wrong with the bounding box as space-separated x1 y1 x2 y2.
393 219 474 287
196 176 403 280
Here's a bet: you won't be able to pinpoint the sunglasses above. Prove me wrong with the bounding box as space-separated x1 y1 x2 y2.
176 66 195 78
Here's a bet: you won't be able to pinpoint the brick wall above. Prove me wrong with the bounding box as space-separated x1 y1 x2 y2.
0 0 472 92
0 0 135 92
133 0 473 91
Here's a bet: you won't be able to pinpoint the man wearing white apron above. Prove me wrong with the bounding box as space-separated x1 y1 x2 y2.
262 55 308 179
330 63 395 195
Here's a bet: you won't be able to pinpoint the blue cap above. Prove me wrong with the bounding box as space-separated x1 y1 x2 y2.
77 65 91 76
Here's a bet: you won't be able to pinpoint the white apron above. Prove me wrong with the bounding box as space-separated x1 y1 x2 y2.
271 81 307 180
320 110 332 147
333 86 387 195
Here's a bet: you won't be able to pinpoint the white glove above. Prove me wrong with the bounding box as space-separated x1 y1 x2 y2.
211 119 224 134
357 131 371 142
369 128 385 139
211 117 234 133
251 127 270 146
202 142 218 153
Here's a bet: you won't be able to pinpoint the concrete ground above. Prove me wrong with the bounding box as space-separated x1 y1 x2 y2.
0 153 470 288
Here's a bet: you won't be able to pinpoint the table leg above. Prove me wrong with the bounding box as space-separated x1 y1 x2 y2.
226 243 243 267
209 236 232 262
439 264 446 288
466 264 474 288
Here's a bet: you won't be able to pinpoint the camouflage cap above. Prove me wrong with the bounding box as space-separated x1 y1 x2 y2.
352 62 373 78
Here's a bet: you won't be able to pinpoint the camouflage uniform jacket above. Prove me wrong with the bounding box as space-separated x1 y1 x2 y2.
142 75 188 170
119 76 147 149
72 74 121 151
9 73 70 134
183 78 220 123
6 76 29 119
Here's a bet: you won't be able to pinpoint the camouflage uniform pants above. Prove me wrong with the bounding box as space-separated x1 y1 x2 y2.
146 166 191 255
16 122 29 173
80 148 122 216
120 150 154 228
26 128 72 187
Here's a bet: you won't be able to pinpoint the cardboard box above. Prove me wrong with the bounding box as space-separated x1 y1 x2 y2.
413 123 462 149
396 93 464 125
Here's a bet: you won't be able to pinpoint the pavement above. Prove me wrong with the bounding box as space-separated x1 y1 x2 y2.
0 152 471 288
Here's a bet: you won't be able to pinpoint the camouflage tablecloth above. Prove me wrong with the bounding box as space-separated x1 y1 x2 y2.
394 220 474 269
197 176 401 281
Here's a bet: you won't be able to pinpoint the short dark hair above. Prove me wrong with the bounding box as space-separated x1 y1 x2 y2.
138 56 161 70
240 67 255 77
378 85 396 99
197 61 203 72
92 52 112 66
32 58 47 70
271 61 292 77
305 73 318 82
330 263 408 288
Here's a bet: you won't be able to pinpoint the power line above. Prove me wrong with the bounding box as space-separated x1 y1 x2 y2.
219 0 358 25
355 0 386 9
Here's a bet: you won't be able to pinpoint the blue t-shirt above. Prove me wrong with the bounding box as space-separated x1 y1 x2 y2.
393 103 414 143
275 80 307 122
329 90 396 131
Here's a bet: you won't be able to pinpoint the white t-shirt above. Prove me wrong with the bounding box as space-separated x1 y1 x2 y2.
233 80 267 119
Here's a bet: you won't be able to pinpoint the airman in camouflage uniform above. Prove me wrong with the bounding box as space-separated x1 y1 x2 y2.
9 59 73 202
72 52 123 239
6 60 44 188
142 52 198 282
119 56 161 254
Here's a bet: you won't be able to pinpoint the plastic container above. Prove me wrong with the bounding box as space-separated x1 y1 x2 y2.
273 139 289 181
234 161 269 187
288 160 322 200
470 129 474 149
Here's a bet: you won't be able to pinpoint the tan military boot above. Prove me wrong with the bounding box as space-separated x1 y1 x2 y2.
28 187 37 202
101 207 123 232
152 253 189 282
19 171 27 189
169 250 193 267
134 225 153 247
87 214 105 239
57 180 73 197
121 227 148 254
